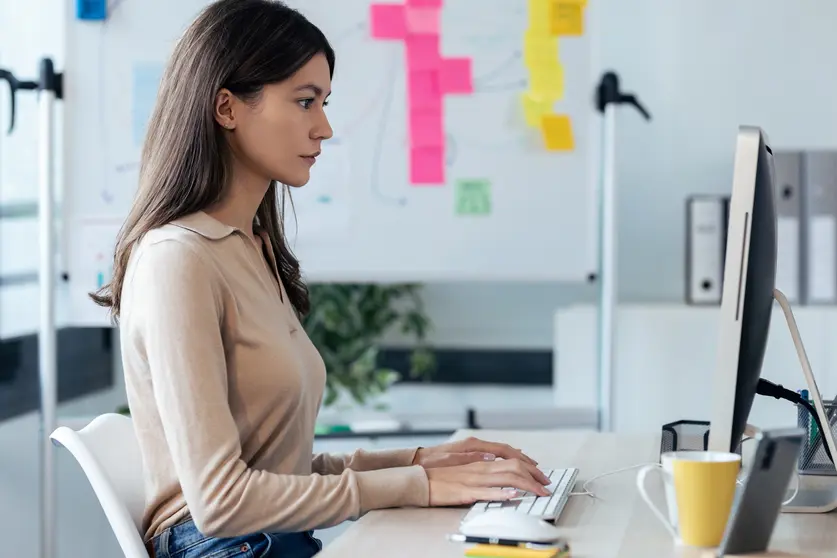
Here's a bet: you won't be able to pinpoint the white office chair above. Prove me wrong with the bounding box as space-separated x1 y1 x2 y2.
50 413 150 558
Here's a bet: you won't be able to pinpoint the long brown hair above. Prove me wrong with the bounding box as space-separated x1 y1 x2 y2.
90 0 334 322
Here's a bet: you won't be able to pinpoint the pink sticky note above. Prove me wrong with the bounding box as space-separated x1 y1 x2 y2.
409 110 443 148
408 70 441 110
440 57 473 94
370 3 407 39
407 0 443 6
406 7 440 35
406 35 440 71
410 146 445 184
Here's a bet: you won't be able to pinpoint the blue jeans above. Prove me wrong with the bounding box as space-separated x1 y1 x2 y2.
150 518 323 558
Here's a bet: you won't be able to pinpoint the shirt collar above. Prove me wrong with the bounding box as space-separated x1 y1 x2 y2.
169 211 239 240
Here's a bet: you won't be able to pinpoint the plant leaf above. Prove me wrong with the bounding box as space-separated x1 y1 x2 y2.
304 282 436 407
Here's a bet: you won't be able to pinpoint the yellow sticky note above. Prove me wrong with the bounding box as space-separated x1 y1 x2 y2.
523 31 558 69
550 0 585 36
529 64 564 100
465 543 563 557
541 113 574 151
521 92 553 127
528 0 553 33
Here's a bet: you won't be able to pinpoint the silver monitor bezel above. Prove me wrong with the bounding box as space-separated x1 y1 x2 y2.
707 125 766 453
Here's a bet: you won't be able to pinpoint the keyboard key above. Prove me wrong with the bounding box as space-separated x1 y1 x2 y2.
516 496 537 513
544 495 564 517
463 468 579 524
529 495 553 516
545 469 566 493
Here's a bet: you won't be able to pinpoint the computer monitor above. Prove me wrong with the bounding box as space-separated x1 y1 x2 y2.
707 125 778 454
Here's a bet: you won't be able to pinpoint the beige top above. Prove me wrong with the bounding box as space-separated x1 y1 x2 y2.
119 211 430 541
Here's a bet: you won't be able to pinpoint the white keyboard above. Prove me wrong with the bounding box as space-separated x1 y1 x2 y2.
462 467 579 523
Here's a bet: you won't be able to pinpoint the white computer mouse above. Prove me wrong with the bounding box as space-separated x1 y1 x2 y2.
460 510 563 543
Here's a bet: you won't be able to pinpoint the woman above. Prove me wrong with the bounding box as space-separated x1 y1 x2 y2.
91 1 551 557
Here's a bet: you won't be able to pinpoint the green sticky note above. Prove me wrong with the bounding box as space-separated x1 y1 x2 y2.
456 179 491 216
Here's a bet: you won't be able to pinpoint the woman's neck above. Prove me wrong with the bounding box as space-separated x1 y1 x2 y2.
206 164 270 240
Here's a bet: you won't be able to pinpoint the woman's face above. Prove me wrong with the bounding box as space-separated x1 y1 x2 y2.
215 53 333 187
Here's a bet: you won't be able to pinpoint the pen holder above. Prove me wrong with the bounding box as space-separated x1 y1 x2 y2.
660 420 711 458
796 399 837 476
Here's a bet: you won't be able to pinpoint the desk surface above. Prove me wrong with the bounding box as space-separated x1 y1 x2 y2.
317 430 837 558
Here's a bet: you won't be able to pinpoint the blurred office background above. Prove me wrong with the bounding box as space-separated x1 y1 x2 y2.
3 0 837 556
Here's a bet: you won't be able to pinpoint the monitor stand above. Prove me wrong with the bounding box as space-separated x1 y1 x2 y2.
772 288 837 514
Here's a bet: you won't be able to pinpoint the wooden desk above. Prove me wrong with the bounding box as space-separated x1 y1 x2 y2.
316 430 837 558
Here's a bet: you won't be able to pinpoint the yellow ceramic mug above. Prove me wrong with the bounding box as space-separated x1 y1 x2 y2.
636 451 741 547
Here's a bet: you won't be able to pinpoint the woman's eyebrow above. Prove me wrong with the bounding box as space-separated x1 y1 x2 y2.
293 83 330 97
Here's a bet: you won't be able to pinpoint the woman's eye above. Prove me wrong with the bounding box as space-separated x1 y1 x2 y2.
298 98 314 109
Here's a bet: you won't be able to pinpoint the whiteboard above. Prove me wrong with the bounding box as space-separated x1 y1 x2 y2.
62 0 601 325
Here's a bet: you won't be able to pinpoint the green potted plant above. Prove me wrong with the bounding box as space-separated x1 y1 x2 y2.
303 282 436 408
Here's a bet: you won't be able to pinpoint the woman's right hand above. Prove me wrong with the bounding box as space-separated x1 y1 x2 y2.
425 458 552 506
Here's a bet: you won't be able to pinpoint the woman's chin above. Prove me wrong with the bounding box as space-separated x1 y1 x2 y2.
277 170 310 188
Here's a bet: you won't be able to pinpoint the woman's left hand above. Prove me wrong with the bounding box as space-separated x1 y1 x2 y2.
412 436 540 469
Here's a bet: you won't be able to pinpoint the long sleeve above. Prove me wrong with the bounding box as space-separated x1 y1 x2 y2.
129 239 430 538
312 447 420 475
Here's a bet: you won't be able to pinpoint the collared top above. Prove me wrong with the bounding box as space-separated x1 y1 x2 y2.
119 210 430 541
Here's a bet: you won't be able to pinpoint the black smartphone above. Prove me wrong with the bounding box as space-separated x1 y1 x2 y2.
716 427 805 557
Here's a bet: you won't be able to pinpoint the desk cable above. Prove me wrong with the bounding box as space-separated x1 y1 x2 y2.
569 462 659 499
568 452 800 506
756 378 833 464
736 435 800 506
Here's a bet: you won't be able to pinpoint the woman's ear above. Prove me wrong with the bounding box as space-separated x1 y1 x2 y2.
214 88 236 130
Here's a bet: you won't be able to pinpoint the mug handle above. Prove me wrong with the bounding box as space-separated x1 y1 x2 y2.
636 464 677 539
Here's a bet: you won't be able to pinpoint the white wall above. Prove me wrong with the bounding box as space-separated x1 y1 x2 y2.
604 1 837 303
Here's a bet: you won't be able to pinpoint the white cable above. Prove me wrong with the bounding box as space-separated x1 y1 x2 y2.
571 441 801 505
737 431 799 506
570 462 660 499
783 470 800 506
735 435 754 487
735 468 799 506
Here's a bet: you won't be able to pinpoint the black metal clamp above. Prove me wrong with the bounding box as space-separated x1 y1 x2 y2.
0 58 63 134
595 71 651 119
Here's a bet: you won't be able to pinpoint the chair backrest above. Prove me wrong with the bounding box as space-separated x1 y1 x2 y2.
51 413 149 558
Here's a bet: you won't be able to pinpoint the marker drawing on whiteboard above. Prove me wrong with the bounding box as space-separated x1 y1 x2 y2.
339 77 392 139
445 135 457 166
474 79 528 93
472 51 522 87
369 54 407 206
334 21 366 42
